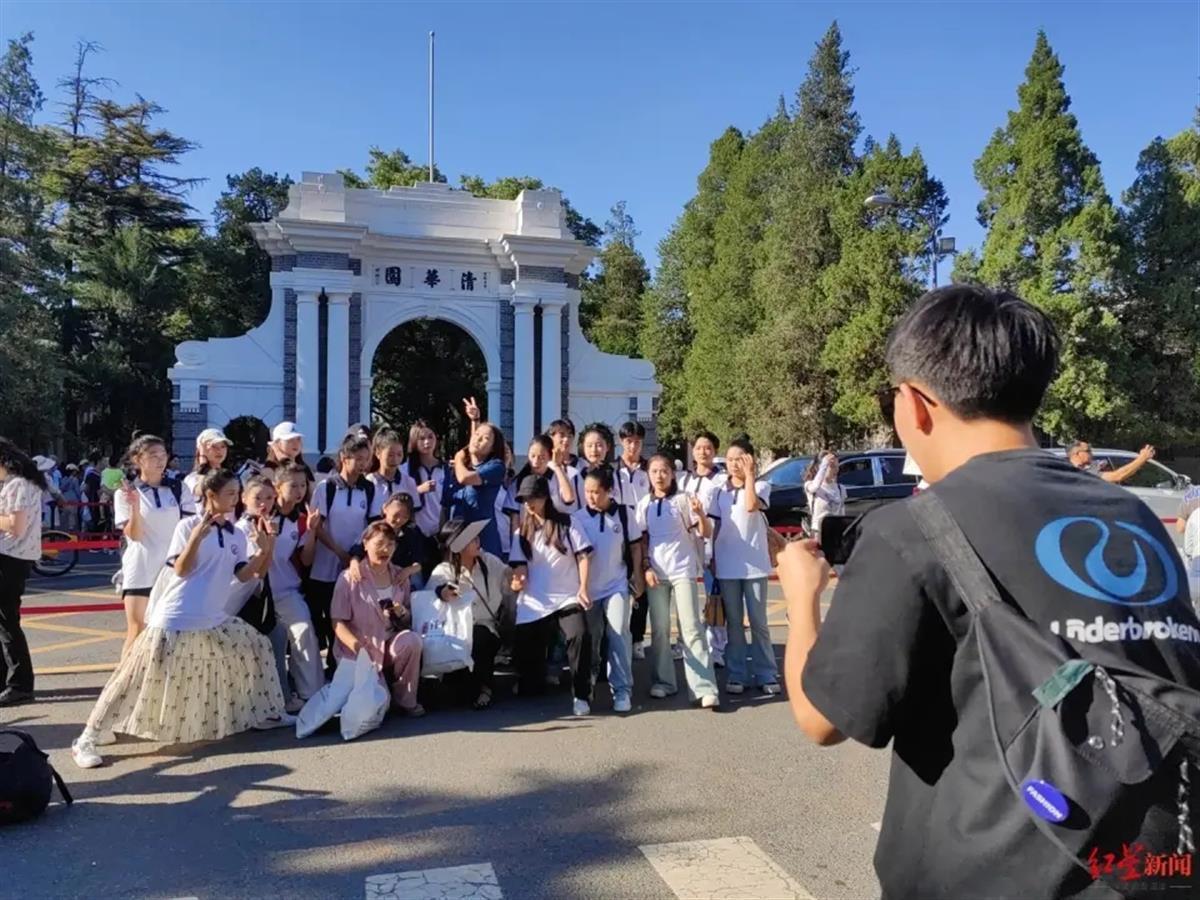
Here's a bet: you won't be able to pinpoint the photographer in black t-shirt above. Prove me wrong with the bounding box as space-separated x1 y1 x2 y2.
776 284 1200 898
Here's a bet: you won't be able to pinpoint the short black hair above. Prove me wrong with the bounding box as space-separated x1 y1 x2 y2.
339 434 371 460
618 421 646 440
316 456 336 474
885 285 1059 424
728 433 755 458
548 418 575 437
693 430 720 451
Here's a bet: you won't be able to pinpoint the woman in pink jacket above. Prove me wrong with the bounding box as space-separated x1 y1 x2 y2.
331 522 425 716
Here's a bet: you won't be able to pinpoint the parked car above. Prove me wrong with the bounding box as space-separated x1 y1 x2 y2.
1047 447 1191 529
761 449 917 529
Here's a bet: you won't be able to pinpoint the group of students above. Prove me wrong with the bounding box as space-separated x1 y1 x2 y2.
0 403 790 770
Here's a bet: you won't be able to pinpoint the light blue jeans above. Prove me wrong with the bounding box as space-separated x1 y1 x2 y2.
720 577 777 686
586 591 633 699
648 578 717 701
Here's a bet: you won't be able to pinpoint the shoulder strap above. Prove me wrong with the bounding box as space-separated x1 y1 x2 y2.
324 478 336 516
362 478 375 523
908 490 1001 615
615 504 634 576
169 478 185 519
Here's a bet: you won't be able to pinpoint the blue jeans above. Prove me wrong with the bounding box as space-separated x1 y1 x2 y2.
719 577 777 686
648 578 717 701
585 591 633 699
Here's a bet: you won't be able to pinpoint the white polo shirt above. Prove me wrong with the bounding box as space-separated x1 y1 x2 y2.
312 475 384 583
368 469 421 508
410 462 447 538
114 481 196 591
613 459 650 510
636 492 702 582
573 503 642 599
708 479 773 579
503 465 582 518
148 515 247 631
509 515 593 624
238 509 303 598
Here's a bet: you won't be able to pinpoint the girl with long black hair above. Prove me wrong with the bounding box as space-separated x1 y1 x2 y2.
0 438 47 706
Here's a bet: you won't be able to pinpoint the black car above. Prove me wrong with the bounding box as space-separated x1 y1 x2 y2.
761 449 917 528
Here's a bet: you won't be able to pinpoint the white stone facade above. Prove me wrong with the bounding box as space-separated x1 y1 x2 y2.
167 173 660 458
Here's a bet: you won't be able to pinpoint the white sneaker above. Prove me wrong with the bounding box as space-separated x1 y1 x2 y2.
761 682 783 696
572 698 591 717
253 712 297 731
700 694 720 710
71 735 102 769
726 681 745 695
671 642 685 660
649 685 670 699
613 693 632 713
633 643 646 660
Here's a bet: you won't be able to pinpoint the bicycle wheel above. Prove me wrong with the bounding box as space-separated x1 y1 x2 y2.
33 530 79 577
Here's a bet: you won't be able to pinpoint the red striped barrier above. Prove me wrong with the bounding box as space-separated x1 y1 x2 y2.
25 602 123 615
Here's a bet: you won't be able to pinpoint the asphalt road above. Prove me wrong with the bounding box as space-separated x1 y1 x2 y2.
2 554 887 900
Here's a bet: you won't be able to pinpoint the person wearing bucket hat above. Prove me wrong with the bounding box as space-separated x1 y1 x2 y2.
184 428 233 501
427 518 512 710
508 473 596 716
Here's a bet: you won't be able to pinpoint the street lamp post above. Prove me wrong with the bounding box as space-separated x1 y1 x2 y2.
863 193 955 288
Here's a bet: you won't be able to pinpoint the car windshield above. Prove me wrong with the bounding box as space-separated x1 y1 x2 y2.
764 457 812 487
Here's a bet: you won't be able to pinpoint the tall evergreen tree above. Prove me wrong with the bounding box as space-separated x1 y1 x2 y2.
580 201 649 357
955 31 1125 441
640 224 692 444
1115 118 1200 442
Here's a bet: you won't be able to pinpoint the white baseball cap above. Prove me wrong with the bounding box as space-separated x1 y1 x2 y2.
196 428 232 448
32 454 57 472
272 421 303 442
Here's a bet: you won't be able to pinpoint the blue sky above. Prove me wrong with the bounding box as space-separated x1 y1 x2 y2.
5 1 1198 271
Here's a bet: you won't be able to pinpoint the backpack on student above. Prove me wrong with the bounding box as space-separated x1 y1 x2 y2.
0 730 72 826
324 477 376 527
910 490 1200 895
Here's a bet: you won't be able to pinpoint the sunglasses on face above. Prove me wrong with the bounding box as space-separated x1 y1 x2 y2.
876 384 936 427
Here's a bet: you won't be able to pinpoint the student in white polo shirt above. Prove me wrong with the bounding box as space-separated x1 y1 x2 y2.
262 421 316 500
406 419 448 542
309 433 383 676
636 454 719 710
615 421 652 657
183 428 233 501
71 469 289 769
113 434 195 660
572 465 644 713
708 435 780 696
509 474 595 716
368 427 422 510
504 434 579 522
679 430 728 666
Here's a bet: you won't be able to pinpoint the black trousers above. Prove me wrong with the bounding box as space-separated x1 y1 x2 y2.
472 624 501 693
0 555 34 693
630 591 648 643
305 579 336 675
514 608 591 701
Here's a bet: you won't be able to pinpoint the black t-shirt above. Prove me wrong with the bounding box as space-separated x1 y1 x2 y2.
804 450 1200 899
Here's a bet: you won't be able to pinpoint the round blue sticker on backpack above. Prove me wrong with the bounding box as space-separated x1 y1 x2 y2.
1021 779 1069 823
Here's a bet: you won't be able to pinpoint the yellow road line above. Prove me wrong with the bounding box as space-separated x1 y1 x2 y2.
31 635 121 655
22 620 125 638
34 662 116 675
25 589 118 600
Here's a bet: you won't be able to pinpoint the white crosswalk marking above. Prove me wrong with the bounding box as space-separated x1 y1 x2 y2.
365 863 502 900
639 836 816 900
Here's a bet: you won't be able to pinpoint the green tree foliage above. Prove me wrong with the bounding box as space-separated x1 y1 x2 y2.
0 33 63 447
640 224 693 443
955 31 1125 442
579 201 650 357
339 147 446 188
1114 117 1200 443
459 172 602 246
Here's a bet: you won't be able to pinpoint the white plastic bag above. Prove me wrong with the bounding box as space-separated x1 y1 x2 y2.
411 589 474 676
295 654 355 739
340 649 390 741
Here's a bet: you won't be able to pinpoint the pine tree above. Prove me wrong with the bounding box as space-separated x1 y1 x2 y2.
959 31 1126 441
640 225 692 444
580 201 649 357
1115 118 1200 442
0 33 64 447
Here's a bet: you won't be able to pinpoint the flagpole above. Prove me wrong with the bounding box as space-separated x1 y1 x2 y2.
428 31 435 183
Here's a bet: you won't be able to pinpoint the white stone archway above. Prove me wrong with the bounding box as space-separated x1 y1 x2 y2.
167 174 661 460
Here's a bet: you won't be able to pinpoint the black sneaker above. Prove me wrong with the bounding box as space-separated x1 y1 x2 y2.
0 687 35 707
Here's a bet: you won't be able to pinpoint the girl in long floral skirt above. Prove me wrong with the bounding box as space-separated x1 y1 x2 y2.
71 470 291 768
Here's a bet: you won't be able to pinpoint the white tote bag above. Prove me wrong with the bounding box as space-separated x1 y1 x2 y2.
340 649 390 741
410 589 474 676
295 655 356 739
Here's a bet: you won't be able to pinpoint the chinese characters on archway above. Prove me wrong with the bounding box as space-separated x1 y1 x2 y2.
377 266 483 291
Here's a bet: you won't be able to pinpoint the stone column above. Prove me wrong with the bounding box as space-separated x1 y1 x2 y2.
539 300 563 428
295 291 321 449
512 299 536 451
325 291 351 444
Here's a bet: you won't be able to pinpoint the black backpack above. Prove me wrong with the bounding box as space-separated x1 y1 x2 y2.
910 491 1200 895
0 730 72 826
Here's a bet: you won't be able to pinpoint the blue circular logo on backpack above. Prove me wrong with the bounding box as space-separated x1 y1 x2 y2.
1021 779 1069 823
1034 516 1177 606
